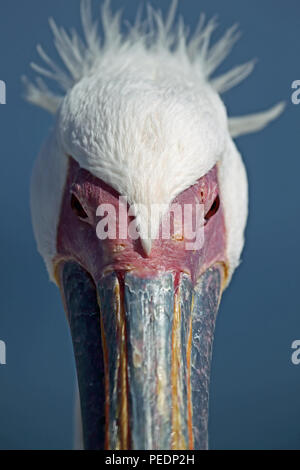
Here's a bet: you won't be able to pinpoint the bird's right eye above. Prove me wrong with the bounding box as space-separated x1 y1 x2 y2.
71 194 88 219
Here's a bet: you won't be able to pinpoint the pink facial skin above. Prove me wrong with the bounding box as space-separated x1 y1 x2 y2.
55 157 227 287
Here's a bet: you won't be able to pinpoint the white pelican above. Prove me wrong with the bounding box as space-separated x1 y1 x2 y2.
25 0 284 450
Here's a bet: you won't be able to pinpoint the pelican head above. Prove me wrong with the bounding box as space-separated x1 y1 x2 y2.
25 0 284 450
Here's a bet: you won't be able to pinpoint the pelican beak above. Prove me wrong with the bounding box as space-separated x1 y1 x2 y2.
59 261 223 450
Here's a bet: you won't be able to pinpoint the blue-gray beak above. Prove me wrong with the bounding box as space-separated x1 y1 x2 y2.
60 262 222 450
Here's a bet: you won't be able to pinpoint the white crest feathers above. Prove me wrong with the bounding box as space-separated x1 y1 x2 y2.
24 0 284 137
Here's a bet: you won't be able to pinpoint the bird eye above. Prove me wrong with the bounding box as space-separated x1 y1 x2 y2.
71 194 88 219
205 195 220 223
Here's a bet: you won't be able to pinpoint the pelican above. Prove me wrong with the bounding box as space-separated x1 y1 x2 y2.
25 0 284 450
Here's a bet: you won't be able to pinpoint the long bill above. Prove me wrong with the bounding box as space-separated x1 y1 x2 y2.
59 261 222 450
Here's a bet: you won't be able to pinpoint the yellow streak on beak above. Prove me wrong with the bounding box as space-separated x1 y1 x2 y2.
171 291 188 450
98 282 130 450
99 305 110 449
187 301 194 450
114 282 130 450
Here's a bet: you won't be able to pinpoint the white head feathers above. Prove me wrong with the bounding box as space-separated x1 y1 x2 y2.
27 0 284 284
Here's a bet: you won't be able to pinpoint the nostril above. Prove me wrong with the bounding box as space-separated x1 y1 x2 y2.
71 194 89 220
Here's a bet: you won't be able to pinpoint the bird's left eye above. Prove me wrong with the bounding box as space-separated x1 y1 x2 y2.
205 195 220 224
71 194 88 219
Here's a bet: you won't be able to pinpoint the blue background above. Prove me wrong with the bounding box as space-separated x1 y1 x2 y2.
0 0 299 450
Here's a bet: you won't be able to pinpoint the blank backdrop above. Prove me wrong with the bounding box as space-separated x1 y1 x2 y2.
0 0 299 449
